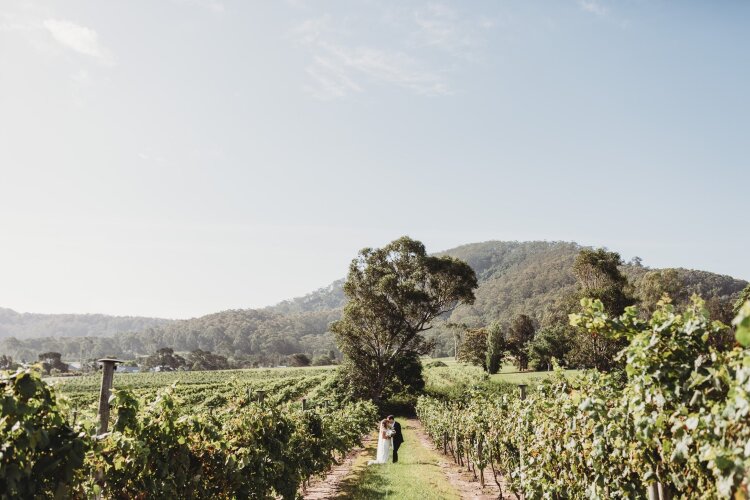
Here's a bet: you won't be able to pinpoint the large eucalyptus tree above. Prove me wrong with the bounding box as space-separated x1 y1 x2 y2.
331 236 477 402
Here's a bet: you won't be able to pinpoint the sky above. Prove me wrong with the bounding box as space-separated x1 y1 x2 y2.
0 0 748 319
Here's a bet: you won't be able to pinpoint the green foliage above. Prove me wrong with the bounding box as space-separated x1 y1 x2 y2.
288 353 311 367
141 347 186 371
0 368 88 498
0 355 16 370
424 360 448 368
734 285 750 316
53 366 336 413
485 322 505 374
456 328 488 370
506 314 535 371
38 351 68 374
733 300 750 347
1 366 376 498
573 248 634 315
311 354 335 366
559 248 635 371
527 324 573 370
331 236 477 401
419 297 750 498
186 349 229 371
637 268 685 313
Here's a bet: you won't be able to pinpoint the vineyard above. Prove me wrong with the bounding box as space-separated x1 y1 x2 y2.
4 299 750 498
418 298 750 499
48 366 337 417
1 365 375 498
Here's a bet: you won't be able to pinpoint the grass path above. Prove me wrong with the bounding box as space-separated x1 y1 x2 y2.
335 419 461 499
304 417 511 499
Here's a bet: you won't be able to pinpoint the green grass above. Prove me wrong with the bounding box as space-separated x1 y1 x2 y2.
423 357 582 396
491 363 582 385
338 419 460 500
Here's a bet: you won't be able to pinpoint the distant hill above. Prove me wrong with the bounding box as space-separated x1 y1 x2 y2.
1 241 746 362
0 307 171 339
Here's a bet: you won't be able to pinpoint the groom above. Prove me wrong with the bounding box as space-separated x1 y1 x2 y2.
387 415 403 463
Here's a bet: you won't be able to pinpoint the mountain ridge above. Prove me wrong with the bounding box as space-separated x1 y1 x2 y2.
1 240 745 362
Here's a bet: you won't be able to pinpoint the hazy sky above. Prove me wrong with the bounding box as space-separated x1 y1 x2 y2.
1 0 748 319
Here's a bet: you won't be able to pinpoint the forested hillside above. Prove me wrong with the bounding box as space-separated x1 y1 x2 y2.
0 308 170 339
1 241 745 363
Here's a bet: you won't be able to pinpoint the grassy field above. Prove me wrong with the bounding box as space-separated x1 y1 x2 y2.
338 419 460 499
423 357 582 396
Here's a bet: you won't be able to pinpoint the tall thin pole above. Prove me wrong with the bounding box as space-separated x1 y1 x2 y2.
97 359 122 434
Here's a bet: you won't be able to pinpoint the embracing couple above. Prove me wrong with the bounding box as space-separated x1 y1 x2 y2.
368 415 403 465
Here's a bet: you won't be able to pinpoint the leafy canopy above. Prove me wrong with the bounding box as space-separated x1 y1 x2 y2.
331 236 477 401
457 328 488 370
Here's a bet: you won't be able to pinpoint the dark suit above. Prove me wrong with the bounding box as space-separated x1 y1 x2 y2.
391 421 403 463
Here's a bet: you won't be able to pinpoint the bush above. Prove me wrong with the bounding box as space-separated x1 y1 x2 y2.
425 360 448 368
0 369 88 497
312 355 335 366
288 353 311 367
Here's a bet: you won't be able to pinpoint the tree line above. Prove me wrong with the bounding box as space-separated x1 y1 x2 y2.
455 248 750 374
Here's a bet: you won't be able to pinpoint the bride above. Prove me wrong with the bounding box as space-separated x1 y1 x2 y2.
367 418 393 465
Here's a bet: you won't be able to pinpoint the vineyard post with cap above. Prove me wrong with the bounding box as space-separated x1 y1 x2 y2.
97 358 124 434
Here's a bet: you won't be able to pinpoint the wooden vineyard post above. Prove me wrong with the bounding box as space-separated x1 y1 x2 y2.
97 358 123 434
256 390 266 405
647 479 673 499
302 398 307 411
518 384 528 500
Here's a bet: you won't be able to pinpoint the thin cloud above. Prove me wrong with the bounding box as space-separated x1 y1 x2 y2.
292 15 451 100
412 3 478 56
577 0 607 17
43 19 114 66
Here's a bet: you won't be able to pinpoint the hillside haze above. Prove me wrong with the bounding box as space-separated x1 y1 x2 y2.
1 241 745 362
0 308 170 339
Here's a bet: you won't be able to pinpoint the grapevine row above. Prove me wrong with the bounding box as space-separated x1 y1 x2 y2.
0 368 375 499
417 298 750 499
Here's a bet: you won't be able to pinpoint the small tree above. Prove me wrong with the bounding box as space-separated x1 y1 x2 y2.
187 349 229 371
527 325 573 370
507 315 535 371
568 248 633 371
142 348 186 371
637 269 685 314
38 352 68 374
485 322 505 374
573 248 634 315
331 236 477 402
312 354 335 366
288 353 311 367
457 328 488 370
0 354 17 370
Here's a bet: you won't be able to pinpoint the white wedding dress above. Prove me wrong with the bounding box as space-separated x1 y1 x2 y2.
367 423 392 465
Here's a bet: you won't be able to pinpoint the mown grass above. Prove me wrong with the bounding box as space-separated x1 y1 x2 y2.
423 357 582 398
492 362 582 384
338 419 459 499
